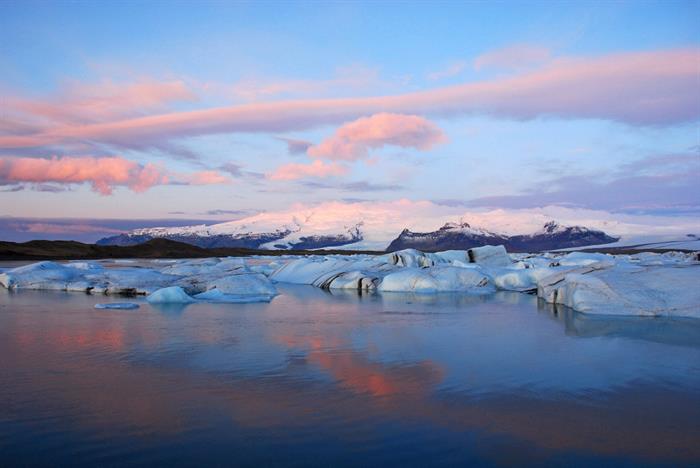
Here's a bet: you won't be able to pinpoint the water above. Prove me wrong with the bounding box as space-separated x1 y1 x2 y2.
1 283 699 467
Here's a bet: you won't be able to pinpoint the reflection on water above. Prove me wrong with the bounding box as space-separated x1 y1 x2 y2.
538 300 700 349
1 284 699 467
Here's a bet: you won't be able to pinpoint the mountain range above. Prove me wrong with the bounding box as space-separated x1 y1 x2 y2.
98 216 618 252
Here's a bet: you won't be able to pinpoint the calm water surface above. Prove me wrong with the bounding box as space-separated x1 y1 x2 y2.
1 281 700 467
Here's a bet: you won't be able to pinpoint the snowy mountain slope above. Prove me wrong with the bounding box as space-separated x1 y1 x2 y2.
98 207 620 252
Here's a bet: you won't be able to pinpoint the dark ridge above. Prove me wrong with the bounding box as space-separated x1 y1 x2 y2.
386 222 619 253
96 231 292 249
0 238 384 261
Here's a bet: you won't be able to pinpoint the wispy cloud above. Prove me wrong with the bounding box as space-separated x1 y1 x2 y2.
299 180 405 192
267 159 349 181
474 44 552 71
427 60 467 80
229 65 381 101
2 48 696 156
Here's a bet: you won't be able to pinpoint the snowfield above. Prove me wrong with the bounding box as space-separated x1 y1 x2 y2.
1 246 698 317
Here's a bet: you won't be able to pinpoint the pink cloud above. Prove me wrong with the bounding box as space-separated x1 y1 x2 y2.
5 79 196 126
474 44 552 71
0 156 169 195
183 170 232 185
0 48 697 152
267 160 349 181
307 113 446 160
0 156 233 194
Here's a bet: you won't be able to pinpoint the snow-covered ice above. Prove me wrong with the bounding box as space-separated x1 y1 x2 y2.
146 286 196 304
1 245 698 317
537 263 700 317
378 266 492 293
467 245 512 267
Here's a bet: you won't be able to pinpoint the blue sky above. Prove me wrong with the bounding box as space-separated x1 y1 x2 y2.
0 0 698 237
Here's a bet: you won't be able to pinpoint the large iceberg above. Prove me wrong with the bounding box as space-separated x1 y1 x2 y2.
378 266 492 293
537 263 700 317
0 258 278 304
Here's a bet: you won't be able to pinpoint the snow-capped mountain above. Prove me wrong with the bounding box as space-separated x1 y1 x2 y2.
98 209 619 252
386 220 619 252
98 211 366 250
385 222 509 252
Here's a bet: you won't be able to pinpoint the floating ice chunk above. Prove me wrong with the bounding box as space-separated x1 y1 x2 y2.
467 245 511 267
378 268 438 293
193 288 274 303
95 302 140 310
555 252 614 267
67 261 104 271
433 250 470 265
628 251 698 266
86 268 179 295
537 262 614 303
0 261 81 290
204 273 277 296
538 263 700 317
430 266 492 291
382 249 439 268
270 257 353 284
378 266 491 293
159 258 223 276
146 286 195 304
316 270 380 290
489 266 561 292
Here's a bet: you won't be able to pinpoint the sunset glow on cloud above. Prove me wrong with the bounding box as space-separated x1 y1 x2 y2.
268 160 349 181
307 113 446 160
0 156 230 194
0 156 168 195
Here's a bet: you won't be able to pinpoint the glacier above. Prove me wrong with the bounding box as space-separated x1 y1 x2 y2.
1 246 698 317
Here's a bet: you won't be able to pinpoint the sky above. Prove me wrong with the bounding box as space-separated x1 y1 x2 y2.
0 0 699 241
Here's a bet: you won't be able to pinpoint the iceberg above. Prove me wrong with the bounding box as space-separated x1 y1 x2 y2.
203 273 277 296
378 266 492 293
537 263 700 318
2 248 697 317
146 286 196 304
0 261 83 291
467 245 512 267
193 288 274 303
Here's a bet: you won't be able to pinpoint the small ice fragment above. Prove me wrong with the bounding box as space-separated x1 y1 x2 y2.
146 286 195 304
94 302 140 310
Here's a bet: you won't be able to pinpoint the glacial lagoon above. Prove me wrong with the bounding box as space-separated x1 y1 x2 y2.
1 278 699 467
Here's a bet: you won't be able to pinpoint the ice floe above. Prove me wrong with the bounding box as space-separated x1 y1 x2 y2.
146 286 196 304
94 302 140 310
1 246 698 316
